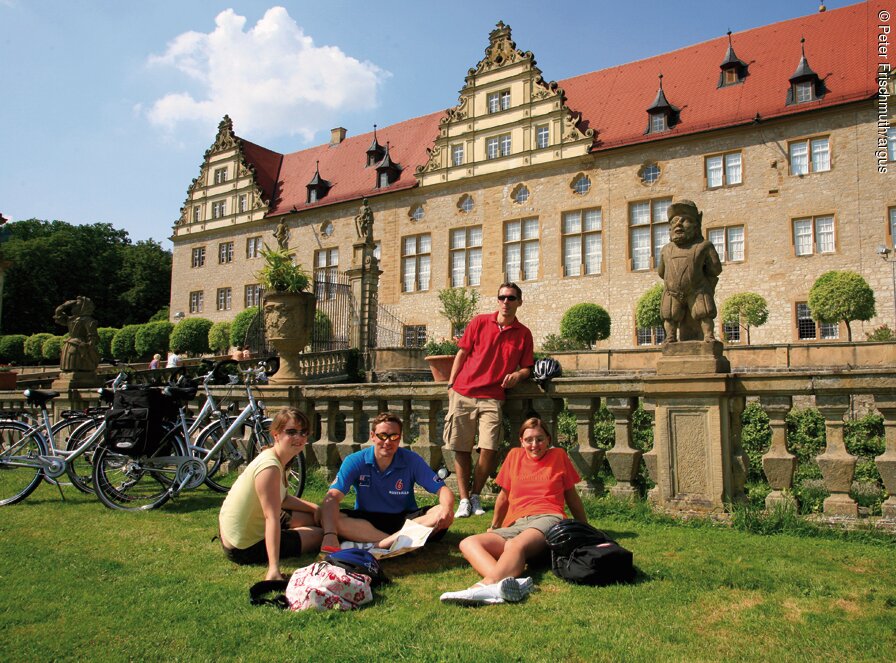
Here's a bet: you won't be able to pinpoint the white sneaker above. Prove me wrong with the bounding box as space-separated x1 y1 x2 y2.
498 577 525 603
470 494 485 516
516 577 534 594
455 499 471 518
440 582 503 605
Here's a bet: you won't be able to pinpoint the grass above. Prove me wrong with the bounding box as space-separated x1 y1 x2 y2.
1 474 895 662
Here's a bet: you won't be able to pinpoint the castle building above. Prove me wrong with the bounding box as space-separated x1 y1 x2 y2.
170 1 895 349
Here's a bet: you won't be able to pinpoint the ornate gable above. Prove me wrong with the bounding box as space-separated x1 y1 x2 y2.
175 115 271 229
416 22 594 186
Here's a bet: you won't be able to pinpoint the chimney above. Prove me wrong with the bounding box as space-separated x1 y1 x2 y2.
330 127 347 144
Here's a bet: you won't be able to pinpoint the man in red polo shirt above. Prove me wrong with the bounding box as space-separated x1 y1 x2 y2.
444 282 534 518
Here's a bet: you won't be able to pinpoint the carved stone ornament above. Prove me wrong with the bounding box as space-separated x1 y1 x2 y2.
472 22 533 75
354 198 375 246
211 115 237 153
532 76 562 101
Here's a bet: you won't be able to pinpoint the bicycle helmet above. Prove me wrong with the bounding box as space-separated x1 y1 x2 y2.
533 357 562 386
545 519 612 558
325 549 390 587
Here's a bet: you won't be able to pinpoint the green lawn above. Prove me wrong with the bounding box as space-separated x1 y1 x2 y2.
1 476 894 663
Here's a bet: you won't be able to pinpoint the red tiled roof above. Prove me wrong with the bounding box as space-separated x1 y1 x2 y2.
241 1 881 216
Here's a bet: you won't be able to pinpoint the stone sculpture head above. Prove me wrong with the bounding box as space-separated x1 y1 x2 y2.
667 200 703 246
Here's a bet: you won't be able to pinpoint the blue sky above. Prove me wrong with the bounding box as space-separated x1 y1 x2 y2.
0 0 858 245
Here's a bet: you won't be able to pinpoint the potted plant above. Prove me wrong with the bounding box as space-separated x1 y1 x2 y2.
0 365 17 390
423 287 479 382
256 244 315 384
423 338 459 382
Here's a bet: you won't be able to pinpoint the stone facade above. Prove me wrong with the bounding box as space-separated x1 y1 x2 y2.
169 9 895 351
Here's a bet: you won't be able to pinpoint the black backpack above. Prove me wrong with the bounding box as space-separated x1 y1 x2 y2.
103 386 182 457
545 519 636 586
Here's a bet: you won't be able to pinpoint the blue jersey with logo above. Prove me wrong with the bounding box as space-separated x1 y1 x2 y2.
330 446 445 513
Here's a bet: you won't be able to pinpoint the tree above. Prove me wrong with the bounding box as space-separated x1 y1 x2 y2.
559 303 611 349
437 287 480 336
208 321 232 354
721 292 769 345
24 333 54 364
0 335 27 364
41 335 65 362
230 307 259 348
635 284 664 330
111 324 142 362
118 240 173 325
135 321 173 359
808 270 876 342
170 318 213 355
96 327 118 361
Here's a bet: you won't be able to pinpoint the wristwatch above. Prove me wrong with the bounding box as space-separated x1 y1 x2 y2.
447 382 453 390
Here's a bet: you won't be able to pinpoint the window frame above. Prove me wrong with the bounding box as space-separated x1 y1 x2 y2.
487 89 511 113
191 246 206 269
561 207 603 277
452 144 464 167
192 206 201 223
503 217 540 282
704 151 743 189
458 195 474 214
246 236 263 259
216 287 232 312
189 290 204 314
795 301 840 341
313 247 340 301
535 125 549 149
211 200 227 219
403 325 427 348
635 325 665 346
218 241 234 264
649 113 667 133
401 233 432 293
449 225 483 288
244 283 263 308
788 136 831 176
707 225 746 263
571 174 591 195
791 214 836 256
888 127 896 162
628 197 672 271
213 167 227 184
889 207 896 246
238 193 248 213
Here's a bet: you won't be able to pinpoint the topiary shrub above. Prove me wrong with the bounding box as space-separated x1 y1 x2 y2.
97 327 117 361
741 402 772 483
41 335 65 362
230 307 259 348
559 303 611 349
208 321 232 354
135 321 173 359
24 333 54 364
170 318 213 356
0 334 28 364
111 324 142 362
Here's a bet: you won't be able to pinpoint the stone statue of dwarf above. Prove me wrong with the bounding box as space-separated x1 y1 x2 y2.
656 199 723 343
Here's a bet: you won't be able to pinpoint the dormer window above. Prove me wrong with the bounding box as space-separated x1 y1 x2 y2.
306 161 331 204
375 142 401 188
787 38 825 105
366 125 385 167
646 74 680 134
487 89 511 113
718 31 748 88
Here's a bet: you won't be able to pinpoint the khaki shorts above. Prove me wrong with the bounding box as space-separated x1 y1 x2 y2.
443 390 503 453
492 514 563 540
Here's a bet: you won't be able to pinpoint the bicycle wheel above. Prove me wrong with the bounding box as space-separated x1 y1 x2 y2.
195 419 250 494
43 415 93 488
63 417 104 494
244 421 306 498
92 432 188 511
0 420 48 506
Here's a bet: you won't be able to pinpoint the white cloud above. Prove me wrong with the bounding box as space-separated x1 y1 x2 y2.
146 7 389 141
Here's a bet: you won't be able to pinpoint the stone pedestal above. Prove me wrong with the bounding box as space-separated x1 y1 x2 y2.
760 395 798 511
264 291 316 385
874 394 896 519
655 340 730 376
605 397 642 499
644 373 745 513
52 371 104 391
815 394 858 517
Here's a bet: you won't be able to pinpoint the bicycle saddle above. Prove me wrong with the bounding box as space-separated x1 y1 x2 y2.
23 389 60 406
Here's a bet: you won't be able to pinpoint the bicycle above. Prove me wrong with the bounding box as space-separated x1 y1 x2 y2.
0 373 127 505
91 361 306 510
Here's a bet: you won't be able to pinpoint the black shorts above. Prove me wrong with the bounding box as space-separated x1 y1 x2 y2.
340 506 447 542
222 511 304 565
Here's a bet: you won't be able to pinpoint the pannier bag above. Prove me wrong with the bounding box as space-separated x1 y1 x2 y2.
545 519 636 586
249 561 373 612
103 386 179 457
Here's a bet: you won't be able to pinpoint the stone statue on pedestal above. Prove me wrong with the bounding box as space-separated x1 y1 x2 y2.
273 219 290 249
54 296 100 372
354 198 374 247
657 199 722 343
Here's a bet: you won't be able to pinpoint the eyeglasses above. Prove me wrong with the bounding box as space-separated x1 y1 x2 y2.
282 429 309 437
497 295 518 302
374 432 401 442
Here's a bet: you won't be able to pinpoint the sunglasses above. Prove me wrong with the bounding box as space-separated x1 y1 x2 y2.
497 295 518 302
282 429 309 437
374 432 401 442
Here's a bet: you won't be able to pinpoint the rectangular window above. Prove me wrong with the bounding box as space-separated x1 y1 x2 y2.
212 200 227 219
314 248 339 300
649 113 667 133
504 218 539 281
192 206 201 223
450 226 483 287
705 151 742 188
723 322 741 343
401 234 431 292
191 247 206 268
562 208 602 276
888 127 896 162
889 207 896 244
794 81 814 103
707 226 745 263
189 290 204 313
628 198 671 271
789 136 830 175
216 287 232 311
218 241 234 264
244 284 263 308
792 215 835 256
499 134 511 157
213 167 227 184
246 236 263 259
452 144 464 167
796 302 839 341
536 125 549 149
238 194 248 213
486 134 511 159
487 89 510 113
636 326 665 346
403 325 427 348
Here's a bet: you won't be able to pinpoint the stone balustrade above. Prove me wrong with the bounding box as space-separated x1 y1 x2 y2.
3 367 894 519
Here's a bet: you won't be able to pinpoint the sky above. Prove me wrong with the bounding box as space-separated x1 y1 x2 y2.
0 0 861 246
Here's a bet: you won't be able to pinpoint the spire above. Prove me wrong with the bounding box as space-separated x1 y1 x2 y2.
789 38 818 81
787 37 824 104
647 73 674 112
375 142 402 188
646 74 680 134
306 160 331 203
719 31 748 87
366 124 385 166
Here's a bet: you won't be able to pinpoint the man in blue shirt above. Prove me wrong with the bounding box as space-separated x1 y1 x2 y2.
320 412 455 551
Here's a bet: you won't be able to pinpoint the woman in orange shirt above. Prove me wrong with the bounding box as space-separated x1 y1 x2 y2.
440 417 588 605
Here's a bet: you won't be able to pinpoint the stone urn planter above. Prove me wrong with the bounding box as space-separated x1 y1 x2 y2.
263 291 316 385
425 355 455 382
